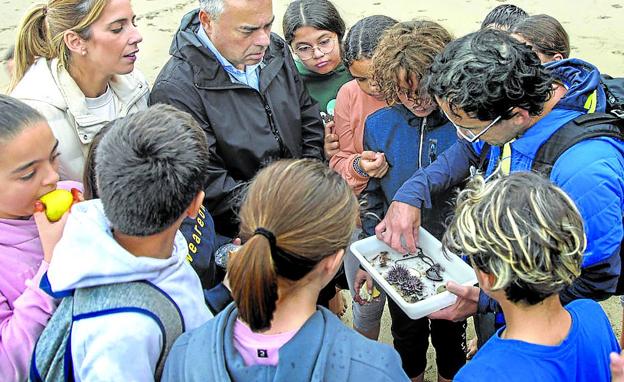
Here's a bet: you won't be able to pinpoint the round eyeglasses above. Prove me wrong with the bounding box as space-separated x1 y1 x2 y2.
294 37 336 61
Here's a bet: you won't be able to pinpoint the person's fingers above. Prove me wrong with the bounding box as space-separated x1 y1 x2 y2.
389 230 406 254
428 305 454 320
34 200 45 213
71 188 84 203
374 219 387 240
446 281 470 298
610 352 624 379
366 276 373 294
361 151 377 160
233 238 241 245
402 225 417 253
324 121 332 135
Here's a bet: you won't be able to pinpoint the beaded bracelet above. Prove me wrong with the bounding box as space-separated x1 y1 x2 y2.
353 156 369 178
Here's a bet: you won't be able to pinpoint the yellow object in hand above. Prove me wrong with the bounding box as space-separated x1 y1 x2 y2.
39 189 73 222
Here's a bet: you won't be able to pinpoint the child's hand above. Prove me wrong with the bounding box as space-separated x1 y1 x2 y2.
360 151 389 178
34 188 82 263
34 201 70 263
324 121 339 159
611 350 624 382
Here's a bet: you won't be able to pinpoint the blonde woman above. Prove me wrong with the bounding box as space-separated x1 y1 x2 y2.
162 159 409 381
444 172 619 382
9 0 148 181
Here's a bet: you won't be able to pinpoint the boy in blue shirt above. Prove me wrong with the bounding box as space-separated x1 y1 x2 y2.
444 172 619 381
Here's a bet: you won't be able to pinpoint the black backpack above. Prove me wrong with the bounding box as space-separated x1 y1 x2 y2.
479 111 624 293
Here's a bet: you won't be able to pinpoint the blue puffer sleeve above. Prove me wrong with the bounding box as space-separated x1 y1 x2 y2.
551 137 624 299
393 139 478 208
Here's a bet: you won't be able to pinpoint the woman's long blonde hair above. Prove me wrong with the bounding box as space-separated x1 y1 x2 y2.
227 159 358 332
9 0 107 91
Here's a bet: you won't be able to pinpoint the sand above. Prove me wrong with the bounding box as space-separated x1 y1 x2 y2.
0 1 623 380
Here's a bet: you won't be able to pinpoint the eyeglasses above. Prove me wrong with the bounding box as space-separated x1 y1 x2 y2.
294 37 336 61
442 108 504 143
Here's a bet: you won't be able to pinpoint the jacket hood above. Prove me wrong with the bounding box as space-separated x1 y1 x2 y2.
46 199 188 293
546 58 607 112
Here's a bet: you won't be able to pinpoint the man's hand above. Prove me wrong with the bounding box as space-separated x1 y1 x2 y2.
610 350 624 382
324 121 339 159
375 201 421 253
360 151 389 178
428 281 479 321
352 268 374 305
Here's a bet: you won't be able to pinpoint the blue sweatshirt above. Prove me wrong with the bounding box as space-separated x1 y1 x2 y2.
162 303 409 381
361 105 457 240
393 58 624 304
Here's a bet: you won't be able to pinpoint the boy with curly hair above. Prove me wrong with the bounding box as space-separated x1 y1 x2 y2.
445 172 619 381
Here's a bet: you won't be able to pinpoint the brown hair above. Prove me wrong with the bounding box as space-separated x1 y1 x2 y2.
227 159 358 332
511 14 570 61
9 0 107 91
371 20 452 105
82 120 113 200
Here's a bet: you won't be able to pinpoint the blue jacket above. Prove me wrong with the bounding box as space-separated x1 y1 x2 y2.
162 303 409 381
361 105 457 240
394 58 624 305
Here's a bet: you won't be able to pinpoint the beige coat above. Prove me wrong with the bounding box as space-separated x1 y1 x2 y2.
11 58 149 181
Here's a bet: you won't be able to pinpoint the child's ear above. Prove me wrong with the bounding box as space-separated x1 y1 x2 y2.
322 248 345 276
186 191 205 219
476 269 496 292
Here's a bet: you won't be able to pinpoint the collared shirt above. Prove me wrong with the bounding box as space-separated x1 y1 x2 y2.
196 26 262 91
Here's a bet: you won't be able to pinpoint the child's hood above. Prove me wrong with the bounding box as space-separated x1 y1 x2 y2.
46 199 188 293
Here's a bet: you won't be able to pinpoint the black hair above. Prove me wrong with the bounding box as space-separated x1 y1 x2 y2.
95 104 210 236
511 14 570 60
0 94 44 142
425 29 554 121
282 0 345 46
342 15 398 68
481 4 528 30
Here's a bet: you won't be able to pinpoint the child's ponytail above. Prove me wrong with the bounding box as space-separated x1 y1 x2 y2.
228 232 278 332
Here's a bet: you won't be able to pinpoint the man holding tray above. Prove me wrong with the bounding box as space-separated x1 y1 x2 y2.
374 29 624 341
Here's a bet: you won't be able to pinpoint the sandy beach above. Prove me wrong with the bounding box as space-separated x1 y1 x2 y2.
0 0 623 380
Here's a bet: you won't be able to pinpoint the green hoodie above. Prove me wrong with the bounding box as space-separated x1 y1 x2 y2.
295 60 352 114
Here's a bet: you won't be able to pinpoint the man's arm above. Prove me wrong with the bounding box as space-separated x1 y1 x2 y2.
393 139 478 208
150 79 244 217
377 139 478 253
285 52 324 160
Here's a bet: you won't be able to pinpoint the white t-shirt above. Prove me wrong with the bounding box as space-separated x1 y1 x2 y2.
85 86 118 121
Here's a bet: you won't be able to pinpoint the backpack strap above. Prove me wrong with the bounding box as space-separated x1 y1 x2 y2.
532 112 624 177
72 281 185 380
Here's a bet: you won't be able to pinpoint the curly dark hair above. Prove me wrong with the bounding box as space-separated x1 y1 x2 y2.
425 29 554 121
371 20 452 105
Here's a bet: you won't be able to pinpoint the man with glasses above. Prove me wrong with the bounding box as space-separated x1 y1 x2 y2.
150 0 324 237
376 29 624 340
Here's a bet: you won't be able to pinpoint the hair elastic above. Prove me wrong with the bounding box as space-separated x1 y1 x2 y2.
253 227 321 281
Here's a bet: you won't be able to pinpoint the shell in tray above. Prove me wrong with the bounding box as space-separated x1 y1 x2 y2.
350 228 478 320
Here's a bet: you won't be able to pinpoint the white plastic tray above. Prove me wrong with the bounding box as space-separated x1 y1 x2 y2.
350 228 477 320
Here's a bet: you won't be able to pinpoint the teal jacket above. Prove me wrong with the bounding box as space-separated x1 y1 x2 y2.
162 303 409 381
